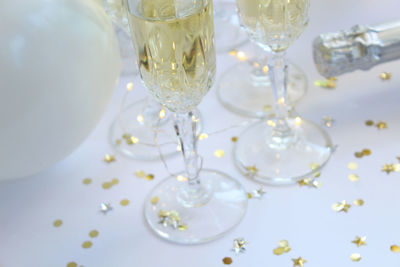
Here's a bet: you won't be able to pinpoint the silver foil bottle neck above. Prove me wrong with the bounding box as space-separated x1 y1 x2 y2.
313 20 400 78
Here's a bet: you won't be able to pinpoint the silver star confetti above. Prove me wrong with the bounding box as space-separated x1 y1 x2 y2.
232 238 248 254
100 203 113 214
252 188 266 199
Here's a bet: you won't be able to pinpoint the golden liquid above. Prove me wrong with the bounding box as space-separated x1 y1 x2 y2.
236 0 309 52
127 0 216 113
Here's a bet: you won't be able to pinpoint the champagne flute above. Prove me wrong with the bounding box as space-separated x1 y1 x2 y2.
234 0 333 184
125 0 247 244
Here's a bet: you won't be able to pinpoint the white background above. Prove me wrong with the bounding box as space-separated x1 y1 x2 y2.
1 0 400 266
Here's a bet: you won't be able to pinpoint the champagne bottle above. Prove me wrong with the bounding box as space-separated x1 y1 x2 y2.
313 20 400 78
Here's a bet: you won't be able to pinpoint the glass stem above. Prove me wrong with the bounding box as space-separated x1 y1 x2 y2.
174 111 210 207
268 51 294 148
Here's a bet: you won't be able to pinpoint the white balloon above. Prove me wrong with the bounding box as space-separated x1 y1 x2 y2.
0 0 121 180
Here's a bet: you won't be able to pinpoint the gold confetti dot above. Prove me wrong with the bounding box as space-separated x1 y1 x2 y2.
126 82 134 90
136 114 144 123
120 199 130 206
314 79 336 88
222 257 233 265
102 182 113 190
247 192 253 199
353 199 364 206
228 50 237 56
150 196 159 205
362 149 371 156
365 120 374 126
82 241 92 249
354 152 364 158
115 139 122 145
348 174 359 182
145 174 154 181
178 224 188 231
66 262 77 267
231 136 238 142
111 178 119 185
214 149 225 158
350 253 361 262
262 65 269 74
273 247 286 255
380 72 391 80
89 230 99 238
348 162 358 170
236 51 247 61
376 121 387 130
104 154 115 163
391 245 400 253
135 170 146 178
82 178 92 185
129 136 139 144
53 219 63 227
198 133 209 140
263 105 272 112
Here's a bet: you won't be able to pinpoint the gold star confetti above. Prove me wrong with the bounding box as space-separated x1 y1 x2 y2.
292 256 307 267
348 162 358 170
150 196 159 205
135 170 146 178
82 178 92 185
365 120 374 126
222 257 233 265
380 72 391 80
391 245 400 253
350 253 361 262
100 203 112 214
111 178 119 185
332 200 351 213
362 149 371 156
198 133 209 140
53 219 63 227
353 199 364 206
348 174 359 182
89 230 99 238
82 241 92 249
231 136 238 142
178 224 188 231
322 116 335 127
102 182 113 190
246 165 258 173
66 262 78 267
298 178 312 187
104 154 115 163
214 149 225 158
145 174 155 181
158 210 186 230
120 199 130 206
376 121 387 130
298 178 321 189
232 238 248 254
273 240 291 255
382 164 395 174
352 236 367 247
314 79 336 89
127 136 139 145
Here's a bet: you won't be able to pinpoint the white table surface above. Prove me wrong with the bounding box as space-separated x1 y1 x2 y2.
2 1 400 266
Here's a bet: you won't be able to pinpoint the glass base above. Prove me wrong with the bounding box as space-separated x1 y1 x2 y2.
217 61 307 118
214 2 248 53
109 98 202 160
234 120 333 185
144 169 248 244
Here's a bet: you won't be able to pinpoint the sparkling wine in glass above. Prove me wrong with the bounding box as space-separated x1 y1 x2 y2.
125 0 247 244
233 0 333 184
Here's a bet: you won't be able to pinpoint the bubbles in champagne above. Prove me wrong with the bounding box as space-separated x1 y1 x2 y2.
127 0 216 113
236 0 309 52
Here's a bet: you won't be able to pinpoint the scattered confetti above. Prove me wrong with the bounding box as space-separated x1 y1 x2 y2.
100 203 113 214
232 238 248 254
176 175 188 182
350 253 361 262
214 149 225 158
322 116 335 128
247 193 253 199
145 174 155 181
135 170 146 178
126 82 134 90
159 109 166 119
115 139 122 145
348 162 358 170
332 200 351 213
111 178 119 185
102 182 113 190
362 149 371 156
252 188 266 199
380 72 391 80
297 178 321 189
292 256 307 267
178 224 188 231
353 199 365 206
222 257 233 265
390 245 400 253
354 152 364 158
89 230 99 238
66 262 78 267
314 79 336 89
245 165 259 177
150 196 159 205
231 136 238 142
158 210 187 230
137 115 144 123
352 236 367 247
198 133 209 140
264 105 272 112
365 120 374 126
53 219 63 228
273 240 291 255
104 154 115 163
82 178 92 185
120 199 130 206
348 174 359 182
382 164 395 174
82 241 92 249
376 121 387 130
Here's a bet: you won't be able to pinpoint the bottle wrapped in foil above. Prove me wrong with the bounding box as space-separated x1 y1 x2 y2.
313 20 400 78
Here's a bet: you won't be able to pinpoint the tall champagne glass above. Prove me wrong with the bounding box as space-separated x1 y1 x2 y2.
234 0 333 184
125 0 247 244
